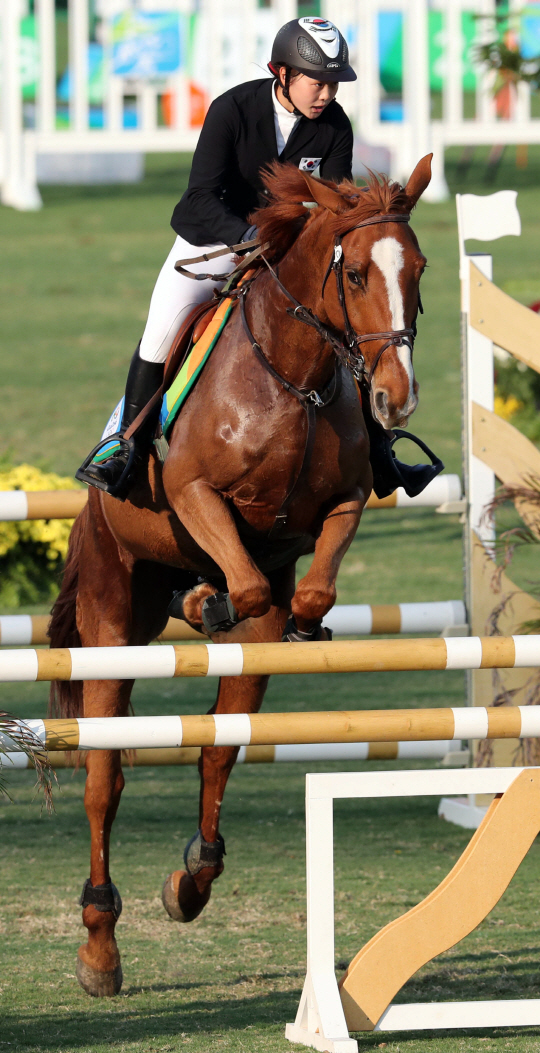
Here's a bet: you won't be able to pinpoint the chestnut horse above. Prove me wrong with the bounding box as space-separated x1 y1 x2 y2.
49 155 431 996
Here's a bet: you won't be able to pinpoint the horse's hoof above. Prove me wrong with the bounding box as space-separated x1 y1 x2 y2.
162 870 211 923
76 952 123 997
282 615 333 642
168 583 217 634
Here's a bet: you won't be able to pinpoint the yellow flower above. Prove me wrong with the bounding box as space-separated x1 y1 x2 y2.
0 465 81 564
494 394 522 421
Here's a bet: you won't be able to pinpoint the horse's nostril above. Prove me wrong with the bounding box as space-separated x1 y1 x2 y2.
374 390 388 419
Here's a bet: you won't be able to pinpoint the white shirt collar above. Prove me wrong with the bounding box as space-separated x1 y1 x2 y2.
272 81 300 154
272 82 297 121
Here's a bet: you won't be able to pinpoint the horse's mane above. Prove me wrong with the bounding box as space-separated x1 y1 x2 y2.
252 161 412 262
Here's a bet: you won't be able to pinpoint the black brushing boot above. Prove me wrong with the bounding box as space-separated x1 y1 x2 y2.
76 345 164 500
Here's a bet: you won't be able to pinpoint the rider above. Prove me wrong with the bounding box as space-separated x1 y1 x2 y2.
77 17 356 498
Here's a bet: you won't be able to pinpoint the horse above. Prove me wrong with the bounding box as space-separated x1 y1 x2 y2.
49 154 432 997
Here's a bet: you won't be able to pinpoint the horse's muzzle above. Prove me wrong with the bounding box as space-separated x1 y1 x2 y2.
371 385 418 430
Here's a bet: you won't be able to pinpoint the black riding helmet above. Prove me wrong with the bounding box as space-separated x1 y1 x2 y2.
268 17 357 83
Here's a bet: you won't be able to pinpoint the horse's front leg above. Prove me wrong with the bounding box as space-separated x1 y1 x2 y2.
162 585 293 924
76 680 132 997
292 486 365 632
167 478 272 620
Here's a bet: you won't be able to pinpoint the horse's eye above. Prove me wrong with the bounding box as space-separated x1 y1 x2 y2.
347 270 363 287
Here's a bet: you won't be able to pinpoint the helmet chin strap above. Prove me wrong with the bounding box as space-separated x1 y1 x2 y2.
276 67 303 118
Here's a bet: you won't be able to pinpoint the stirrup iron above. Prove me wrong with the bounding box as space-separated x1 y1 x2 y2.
75 434 136 497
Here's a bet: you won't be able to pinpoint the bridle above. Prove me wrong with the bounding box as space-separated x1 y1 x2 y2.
320 212 420 384
241 211 421 392
236 209 423 528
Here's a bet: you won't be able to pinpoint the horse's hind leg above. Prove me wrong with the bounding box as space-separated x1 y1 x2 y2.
77 690 130 997
75 498 173 996
162 571 293 923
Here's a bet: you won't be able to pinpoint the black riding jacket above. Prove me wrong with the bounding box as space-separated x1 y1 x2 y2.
171 77 353 247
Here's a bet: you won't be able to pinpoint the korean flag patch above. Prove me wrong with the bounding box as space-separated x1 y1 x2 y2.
299 157 322 173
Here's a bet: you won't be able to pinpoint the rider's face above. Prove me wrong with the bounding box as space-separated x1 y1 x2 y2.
277 68 338 119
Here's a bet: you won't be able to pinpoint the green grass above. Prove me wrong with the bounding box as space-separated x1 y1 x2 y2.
2 148 540 1051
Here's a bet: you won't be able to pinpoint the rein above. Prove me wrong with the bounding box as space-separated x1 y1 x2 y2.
240 291 342 529
237 210 419 528
175 210 420 528
174 237 263 282
241 212 418 391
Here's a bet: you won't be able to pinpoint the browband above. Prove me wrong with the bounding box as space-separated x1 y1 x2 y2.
342 212 411 234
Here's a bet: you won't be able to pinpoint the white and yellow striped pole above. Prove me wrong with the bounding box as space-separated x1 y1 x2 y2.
0 635 537 682
0 491 87 520
2 739 465 769
2 706 540 753
0 475 462 522
0 601 467 646
0 614 204 645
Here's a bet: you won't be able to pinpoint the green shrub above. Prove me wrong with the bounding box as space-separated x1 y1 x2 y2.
0 463 79 609
494 357 540 444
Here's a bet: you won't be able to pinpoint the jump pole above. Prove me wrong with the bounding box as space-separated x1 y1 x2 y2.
3 705 540 752
0 635 538 681
2 739 465 769
0 601 467 646
0 474 462 521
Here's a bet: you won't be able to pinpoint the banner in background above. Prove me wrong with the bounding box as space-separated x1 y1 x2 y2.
19 16 39 101
521 1 540 58
378 10 478 94
111 10 184 77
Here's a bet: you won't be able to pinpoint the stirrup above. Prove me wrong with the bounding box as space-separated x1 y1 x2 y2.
75 434 137 498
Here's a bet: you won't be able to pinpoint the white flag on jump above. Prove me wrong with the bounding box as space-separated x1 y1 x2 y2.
456 190 521 244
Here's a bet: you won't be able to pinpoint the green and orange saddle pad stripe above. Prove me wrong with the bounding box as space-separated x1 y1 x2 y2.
93 296 236 464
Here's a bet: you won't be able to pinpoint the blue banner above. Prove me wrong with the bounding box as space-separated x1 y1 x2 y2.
112 11 183 78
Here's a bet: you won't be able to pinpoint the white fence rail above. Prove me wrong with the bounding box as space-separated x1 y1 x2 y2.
327 0 540 201
2 0 540 208
1 0 296 209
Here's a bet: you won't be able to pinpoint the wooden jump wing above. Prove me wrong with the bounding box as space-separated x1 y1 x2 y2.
470 262 540 372
472 402 540 536
339 768 540 1031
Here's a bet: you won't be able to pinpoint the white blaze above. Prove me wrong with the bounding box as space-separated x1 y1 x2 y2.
371 236 413 395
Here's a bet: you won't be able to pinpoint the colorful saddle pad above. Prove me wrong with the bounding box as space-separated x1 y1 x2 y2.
92 295 236 464
160 295 236 437
92 398 125 464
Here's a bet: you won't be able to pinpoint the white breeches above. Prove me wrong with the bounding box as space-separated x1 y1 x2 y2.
139 235 237 363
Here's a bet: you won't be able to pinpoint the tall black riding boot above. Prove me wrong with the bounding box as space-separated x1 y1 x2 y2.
76 345 164 500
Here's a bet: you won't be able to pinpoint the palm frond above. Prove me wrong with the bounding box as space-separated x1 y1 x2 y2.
0 711 56 812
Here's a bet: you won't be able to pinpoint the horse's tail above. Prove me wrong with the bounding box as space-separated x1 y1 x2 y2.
48 503 88 718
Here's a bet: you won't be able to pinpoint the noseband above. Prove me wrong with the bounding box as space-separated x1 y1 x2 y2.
250 211 421 389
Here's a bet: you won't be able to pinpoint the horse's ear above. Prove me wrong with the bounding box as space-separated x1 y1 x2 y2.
302 172 345 213
404 154 432 206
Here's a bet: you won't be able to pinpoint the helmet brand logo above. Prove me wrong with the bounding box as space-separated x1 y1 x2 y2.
299 15 340 59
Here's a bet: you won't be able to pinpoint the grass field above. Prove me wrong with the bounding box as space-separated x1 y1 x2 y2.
1 146 540 1052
